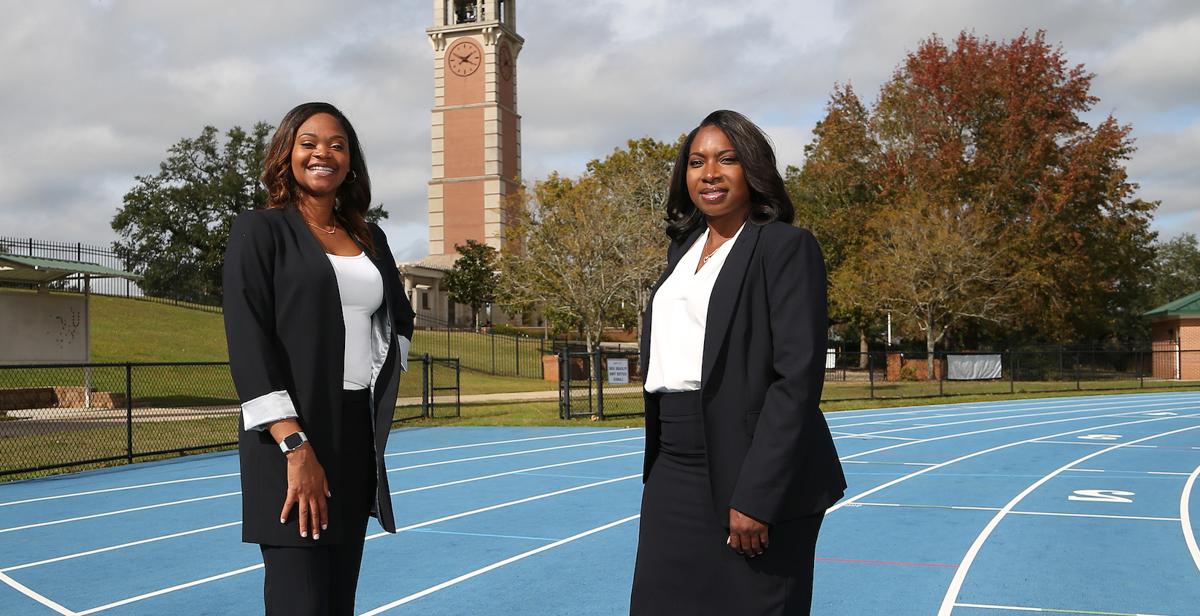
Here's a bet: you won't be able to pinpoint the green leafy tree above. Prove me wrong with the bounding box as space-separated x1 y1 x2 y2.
112 123 387 304
786 85 881 362
1147 233 1200 308
443 239 500 330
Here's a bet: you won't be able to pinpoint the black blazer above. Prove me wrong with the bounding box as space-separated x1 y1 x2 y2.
223 206 415 546
640 221 846 526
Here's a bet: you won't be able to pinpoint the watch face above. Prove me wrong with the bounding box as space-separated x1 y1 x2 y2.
447 40 482 77
499 44 513 81
284 433 305 450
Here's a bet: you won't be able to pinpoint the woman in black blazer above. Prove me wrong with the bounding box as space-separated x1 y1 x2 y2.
223 102 415 615
630 110 846 615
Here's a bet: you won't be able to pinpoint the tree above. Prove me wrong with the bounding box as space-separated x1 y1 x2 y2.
854 201 1022 375
499 137 677 347
500 172 661 352
442 239 499 330
111 123 388 304
792 31 1159 349
1148 233 1200 308
786 85 881 363
583 137 679 335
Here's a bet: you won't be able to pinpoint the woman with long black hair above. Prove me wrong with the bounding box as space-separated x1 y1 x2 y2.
223 102 414 615
630 110 846 615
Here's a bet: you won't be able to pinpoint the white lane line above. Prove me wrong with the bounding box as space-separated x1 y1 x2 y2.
838 398 1200 442
75 565 264 616
1033 440 1200 450
391 452 640 495
824 392 1200 426
2 452 641 571
954 602 1168 615
383 428 637 457
0 570 77 615
0 522 242 573
1150 471 1191 476
1181 464 1200 575
0 492 240 535
824 391 1200 421
935 423 1200 616
851 501 1183 522
76 474 642 614
386 436 643 473
828 414 1199 516
1 440 643 532
0 431 634 506
838 403 1200 463
831 432 918 441
360 514 640 615
0 473 241 508
1010 511 1181 523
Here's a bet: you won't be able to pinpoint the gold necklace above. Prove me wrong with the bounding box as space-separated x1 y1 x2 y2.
305 219 337 235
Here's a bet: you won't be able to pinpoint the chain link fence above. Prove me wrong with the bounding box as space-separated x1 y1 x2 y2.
0 357 459 480
557 348 1200 419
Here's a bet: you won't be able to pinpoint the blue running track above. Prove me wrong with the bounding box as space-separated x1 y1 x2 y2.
1 391 1198 615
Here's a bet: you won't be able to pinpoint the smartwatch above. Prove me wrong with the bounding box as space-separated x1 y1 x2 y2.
279 431 308 454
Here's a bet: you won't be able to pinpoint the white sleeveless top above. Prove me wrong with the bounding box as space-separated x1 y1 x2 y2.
327 252 384 390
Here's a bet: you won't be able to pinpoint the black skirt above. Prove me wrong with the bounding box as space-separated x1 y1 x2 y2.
630 391 824 616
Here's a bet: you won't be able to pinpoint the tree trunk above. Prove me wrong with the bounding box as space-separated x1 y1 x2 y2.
858 328 869 369
926 310 936 380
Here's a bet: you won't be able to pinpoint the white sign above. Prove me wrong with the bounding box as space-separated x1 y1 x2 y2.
826 348 837 370
0 290 88 363
607 358 629 385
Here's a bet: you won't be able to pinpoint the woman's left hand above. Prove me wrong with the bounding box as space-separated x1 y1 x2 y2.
727 508 769 557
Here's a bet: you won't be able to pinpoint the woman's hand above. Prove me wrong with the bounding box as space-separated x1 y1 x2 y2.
281 444 330 540
728 508 769 557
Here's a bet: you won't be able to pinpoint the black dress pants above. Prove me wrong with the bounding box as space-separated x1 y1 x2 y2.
260 389 375 616
631 390 825 616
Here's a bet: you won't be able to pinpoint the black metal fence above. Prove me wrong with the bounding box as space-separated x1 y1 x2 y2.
411 314 551 379
0 356 459 480
557 348 1200 419
0 236 222 313
558 349 644 420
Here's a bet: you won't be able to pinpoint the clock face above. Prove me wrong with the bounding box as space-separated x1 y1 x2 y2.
447 40 482 77
499 44 513 81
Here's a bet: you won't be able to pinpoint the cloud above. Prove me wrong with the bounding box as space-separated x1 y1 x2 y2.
1 0 1198 258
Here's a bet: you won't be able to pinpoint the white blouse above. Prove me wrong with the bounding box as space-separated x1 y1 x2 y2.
644 223 746 393
327 252 384 390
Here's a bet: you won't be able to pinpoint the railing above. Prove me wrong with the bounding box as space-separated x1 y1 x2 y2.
556 348 1200 419
0 357 459 480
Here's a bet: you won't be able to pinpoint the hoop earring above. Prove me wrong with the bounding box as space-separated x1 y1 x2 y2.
345 170 358 184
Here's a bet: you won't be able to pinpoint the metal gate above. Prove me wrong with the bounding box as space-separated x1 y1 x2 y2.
557 349 644 420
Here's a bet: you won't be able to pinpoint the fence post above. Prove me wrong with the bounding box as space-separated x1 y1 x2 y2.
490 330 496 374
868 352 875 399
938 353 944 396
516 336 521 377
595 348 604 421
1137 349 1144 388
560 351 570 419
1009 351 1015 394
455 359 462 417
1075 352 1081 391
421 354 431 418
125 363 134 464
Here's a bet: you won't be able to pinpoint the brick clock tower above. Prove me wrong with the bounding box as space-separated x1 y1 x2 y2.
400 1 522 325
427 0 523 256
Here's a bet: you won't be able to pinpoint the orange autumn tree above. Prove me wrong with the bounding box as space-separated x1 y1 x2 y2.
795 31 1157 358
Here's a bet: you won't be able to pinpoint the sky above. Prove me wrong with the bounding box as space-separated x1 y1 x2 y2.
2 0 1197 262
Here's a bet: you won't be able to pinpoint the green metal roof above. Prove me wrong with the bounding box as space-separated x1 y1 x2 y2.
0 254 139 284
1143 290 1200 319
